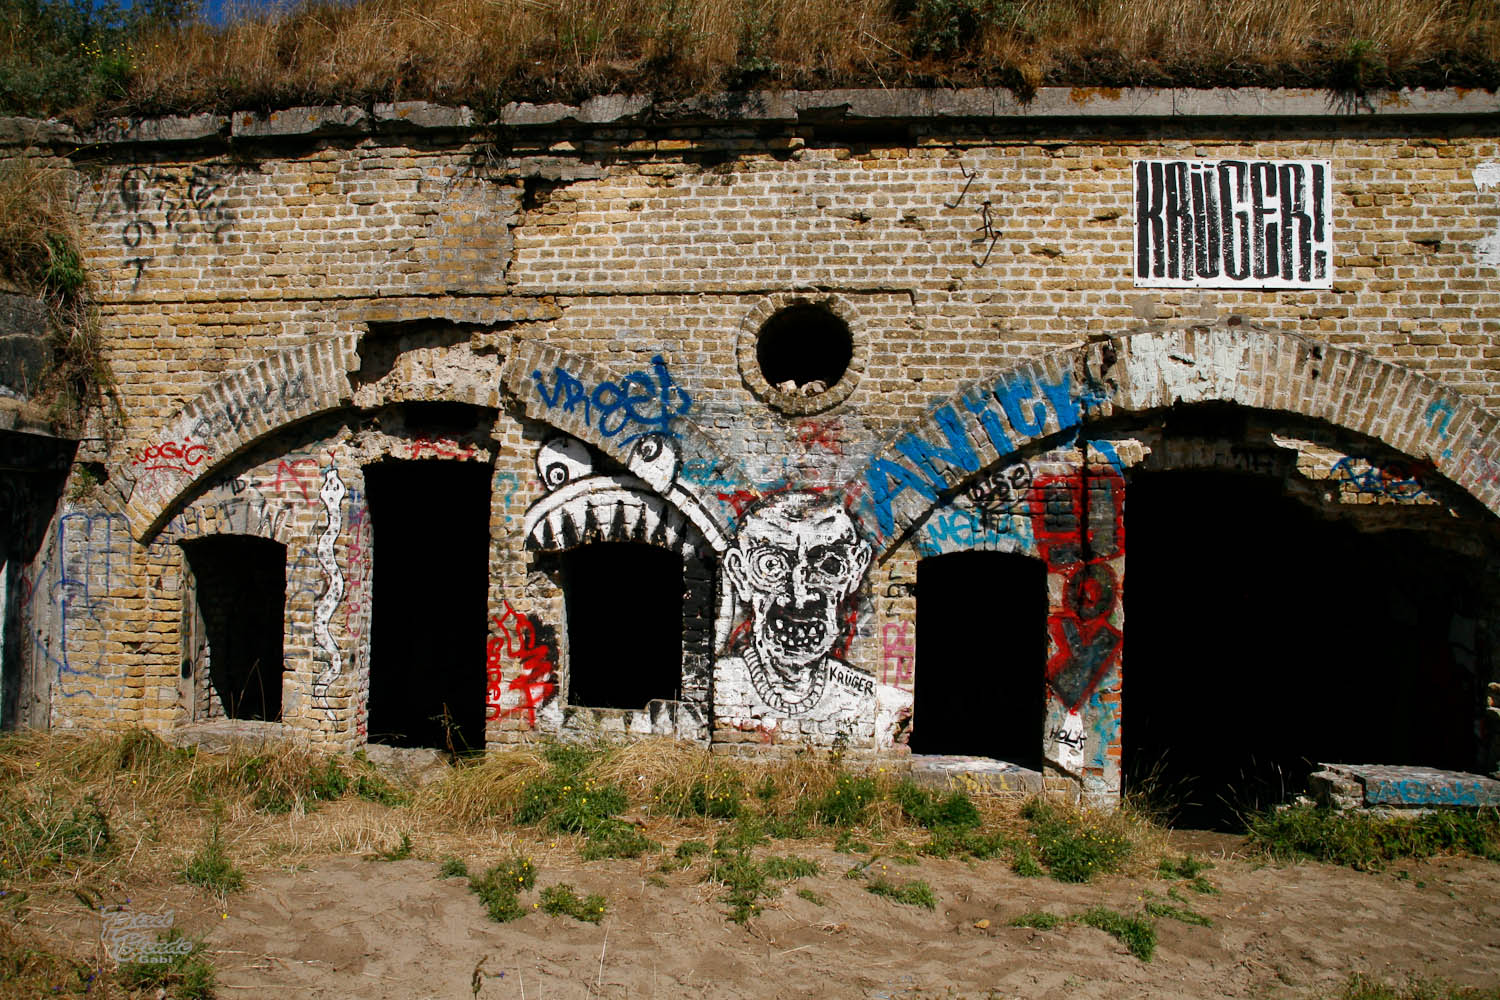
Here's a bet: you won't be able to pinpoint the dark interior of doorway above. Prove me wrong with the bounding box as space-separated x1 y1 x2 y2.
1124 469 1482 830
560 542 683 709
366 460 490 751
911 550 1046 768
181 535 285 721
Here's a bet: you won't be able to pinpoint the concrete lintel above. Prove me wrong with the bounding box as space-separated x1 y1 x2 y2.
231 105 371 139
80 113 229 146
1317 763 1500 809
18 85 1497 150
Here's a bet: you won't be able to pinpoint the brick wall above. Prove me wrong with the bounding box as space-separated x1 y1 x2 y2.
6 88 1499 800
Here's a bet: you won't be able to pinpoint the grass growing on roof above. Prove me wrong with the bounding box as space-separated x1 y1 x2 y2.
4 0 1499 121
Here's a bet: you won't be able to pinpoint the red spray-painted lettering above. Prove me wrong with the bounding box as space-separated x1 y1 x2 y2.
485 601 557 726
132 438 208 474
1030 466 1126 712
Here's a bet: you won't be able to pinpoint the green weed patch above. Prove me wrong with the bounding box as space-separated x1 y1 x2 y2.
865 875 936 909
540 883 607 923
1080 906 1156 961
1247 806 1500 872
469 856 537 923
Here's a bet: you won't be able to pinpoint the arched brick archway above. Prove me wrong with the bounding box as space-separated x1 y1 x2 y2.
109 334 741 549
852 319 1500 805
847 320 1500 557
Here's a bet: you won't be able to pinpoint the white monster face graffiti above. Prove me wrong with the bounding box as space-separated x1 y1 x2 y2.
725 493 871 681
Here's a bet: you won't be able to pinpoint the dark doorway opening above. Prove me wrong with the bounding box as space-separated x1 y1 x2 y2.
1124 469 1483 830
366 460 490 750
911 550 1047 767
181 536 285 721
561 543 683 709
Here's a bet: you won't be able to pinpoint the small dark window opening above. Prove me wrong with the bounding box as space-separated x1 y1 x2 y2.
561 543 683 709
181 536 286 721
911 550 1046 767
757 305 852 391
366 460 490 750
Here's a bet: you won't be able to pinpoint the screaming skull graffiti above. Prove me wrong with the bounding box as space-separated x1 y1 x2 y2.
724 493 871 714
716 492 911 744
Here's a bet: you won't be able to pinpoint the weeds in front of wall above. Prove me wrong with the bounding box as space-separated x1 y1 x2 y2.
1022 798 1135 883
894 781 983 831
1080 906 1157 961
1143 895 1213 927
179 822 244 894
0 791 111 881
371 832 413 861
1157 854 1219 895
469 856 537 923
702 847 821 924
117 929 217 1000
1246 805 1500 872
864 875 937 909
1333 973 1500 1000
540 884 608 923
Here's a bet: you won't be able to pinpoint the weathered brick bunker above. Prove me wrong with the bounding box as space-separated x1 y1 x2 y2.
4 87 1500 815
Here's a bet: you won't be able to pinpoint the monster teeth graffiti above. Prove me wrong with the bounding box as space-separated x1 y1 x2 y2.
768 609 827 651
312 466 346 721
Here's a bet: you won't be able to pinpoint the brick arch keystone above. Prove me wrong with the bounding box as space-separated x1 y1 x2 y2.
847 320 1500 559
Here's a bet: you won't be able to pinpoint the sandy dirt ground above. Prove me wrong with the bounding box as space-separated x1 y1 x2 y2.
26 831 1500 1000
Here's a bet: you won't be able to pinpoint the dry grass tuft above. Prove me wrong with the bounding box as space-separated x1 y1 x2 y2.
0 153 113 429
7 0 1496 121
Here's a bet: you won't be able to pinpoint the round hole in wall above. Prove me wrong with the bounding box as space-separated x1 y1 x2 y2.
756 304 853 397
738 294 864 415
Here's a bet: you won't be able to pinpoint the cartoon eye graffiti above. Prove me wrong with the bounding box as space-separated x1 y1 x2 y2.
748 547 792 586
808 549 848 580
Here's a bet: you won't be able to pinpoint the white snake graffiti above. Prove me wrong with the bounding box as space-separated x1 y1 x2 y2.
312 466 346 720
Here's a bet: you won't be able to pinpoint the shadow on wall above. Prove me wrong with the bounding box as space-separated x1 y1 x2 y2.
1123 469 1486 830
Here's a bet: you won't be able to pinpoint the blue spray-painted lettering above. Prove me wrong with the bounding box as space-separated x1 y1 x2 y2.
532 354 691 444
1424 398 1455 438
915 507 1024 556
961 387 1013 454
863 368 1083 539
863 459 937 537
894 405 980 492
31 511 128 698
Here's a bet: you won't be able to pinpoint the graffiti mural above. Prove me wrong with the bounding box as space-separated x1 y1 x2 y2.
312 466 346 720
485 600 558 726
1030 459 1125 775
721 492 871 715
1134 159 1332 288
1330 455 1429 501
531 354 692 445
859 365 1107 543
523 433 729 554
713 492 910 743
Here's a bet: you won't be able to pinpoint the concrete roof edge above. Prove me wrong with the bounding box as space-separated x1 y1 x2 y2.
5 86 1497 149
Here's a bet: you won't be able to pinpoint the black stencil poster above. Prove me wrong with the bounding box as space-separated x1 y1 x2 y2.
1134 159 1332 289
